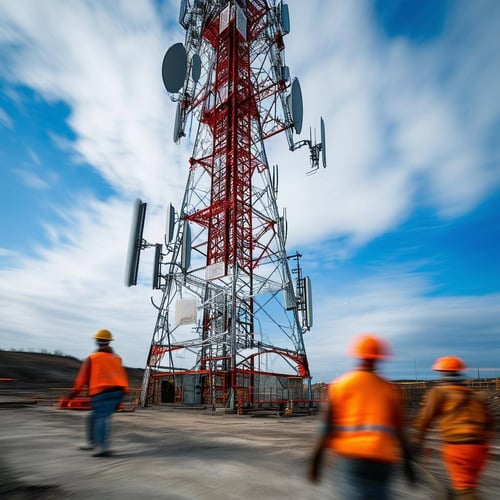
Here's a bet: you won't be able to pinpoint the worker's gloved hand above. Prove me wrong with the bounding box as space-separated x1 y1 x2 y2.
67 391 77 400
403 458 417 485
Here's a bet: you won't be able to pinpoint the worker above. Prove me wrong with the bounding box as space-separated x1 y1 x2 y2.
307 334 415 499
413 356 495 499
68 329 129 457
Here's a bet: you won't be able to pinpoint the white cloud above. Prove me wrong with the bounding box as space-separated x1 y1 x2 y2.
0 0 188 205
0 196 163 366
0 107 13 128
13 168 50 190
1 0 498 246
0 248 19 258
28 149 41 166
0 0 189 367
277 0 500 249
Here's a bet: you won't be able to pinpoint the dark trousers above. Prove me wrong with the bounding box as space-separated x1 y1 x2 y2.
87 389 123 450
332 456 394 499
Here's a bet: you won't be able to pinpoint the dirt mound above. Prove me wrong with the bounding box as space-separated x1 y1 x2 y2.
0 350 144 393
0 351 81 386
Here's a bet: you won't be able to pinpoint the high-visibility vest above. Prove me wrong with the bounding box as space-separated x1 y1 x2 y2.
74 351 129 396
326 370 403 463
420 385 493 443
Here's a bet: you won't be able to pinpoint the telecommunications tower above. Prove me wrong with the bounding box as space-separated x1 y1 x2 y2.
125 0 326 410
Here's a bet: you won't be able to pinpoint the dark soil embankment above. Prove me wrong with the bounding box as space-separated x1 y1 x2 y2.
0 351 144 395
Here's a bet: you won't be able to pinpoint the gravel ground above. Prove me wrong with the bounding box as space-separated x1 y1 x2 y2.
1 398 498 499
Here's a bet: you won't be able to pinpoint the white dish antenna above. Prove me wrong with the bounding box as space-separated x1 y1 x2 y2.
175 298 198 326
162 42 187 93
206 261 226 281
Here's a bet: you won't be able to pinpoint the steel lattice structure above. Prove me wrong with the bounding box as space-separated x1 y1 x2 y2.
131 0 323 410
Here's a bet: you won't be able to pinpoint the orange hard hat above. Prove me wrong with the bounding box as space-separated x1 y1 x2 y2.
432 355 466 372
350 334 391 360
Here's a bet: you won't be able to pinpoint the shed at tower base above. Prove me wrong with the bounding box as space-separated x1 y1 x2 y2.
149 371 310 414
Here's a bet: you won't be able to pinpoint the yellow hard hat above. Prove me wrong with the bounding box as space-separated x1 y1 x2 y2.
350 334 391 360
93 329 114 342
432 355 466 372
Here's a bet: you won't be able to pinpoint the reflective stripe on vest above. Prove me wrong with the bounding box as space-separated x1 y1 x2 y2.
334 424 397 436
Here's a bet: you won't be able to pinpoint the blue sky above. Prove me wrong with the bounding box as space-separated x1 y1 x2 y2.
0 0 499 382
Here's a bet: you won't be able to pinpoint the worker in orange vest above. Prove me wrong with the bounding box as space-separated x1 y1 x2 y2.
413 356 495 499
68 329 129 457
307 334 415 498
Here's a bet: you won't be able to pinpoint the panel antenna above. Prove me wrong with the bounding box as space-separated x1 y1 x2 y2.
124 199 147 287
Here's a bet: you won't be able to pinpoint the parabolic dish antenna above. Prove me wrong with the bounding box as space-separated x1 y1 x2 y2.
192 54 202 82
289 77 303 135
320 116 327 168
162 42 187 93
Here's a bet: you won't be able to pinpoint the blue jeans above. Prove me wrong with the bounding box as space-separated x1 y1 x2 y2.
87 389 123 450
332 456 394 499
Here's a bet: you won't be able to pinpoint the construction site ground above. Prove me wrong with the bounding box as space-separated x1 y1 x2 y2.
1 394 500 499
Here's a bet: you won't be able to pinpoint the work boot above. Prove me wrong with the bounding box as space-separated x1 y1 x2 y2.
78 443 95 451
92 448 112 457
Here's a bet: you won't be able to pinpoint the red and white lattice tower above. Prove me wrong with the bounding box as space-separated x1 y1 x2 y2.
126 0 325 410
